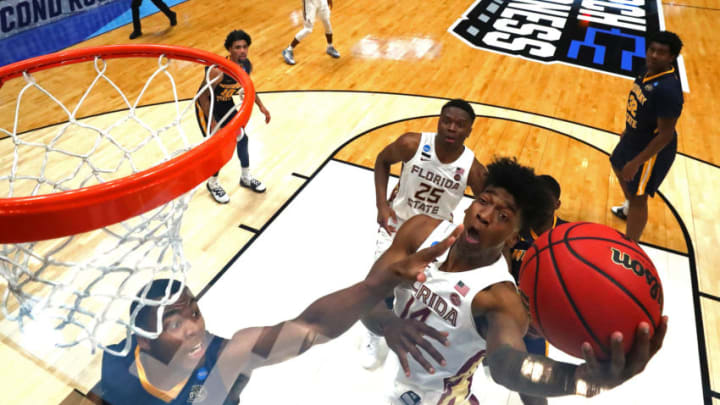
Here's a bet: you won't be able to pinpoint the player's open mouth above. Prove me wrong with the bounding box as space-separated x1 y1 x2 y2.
188 342 204 358
465 228 481 244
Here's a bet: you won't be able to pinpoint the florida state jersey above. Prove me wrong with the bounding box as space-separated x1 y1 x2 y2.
391 133 475 223
390 221 515 405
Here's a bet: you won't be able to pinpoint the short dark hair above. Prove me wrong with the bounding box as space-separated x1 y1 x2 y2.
485 157 552 235
225 30 252 50
441 99 475 124
537 174 561 200
130 278 184 331
648 31 682 57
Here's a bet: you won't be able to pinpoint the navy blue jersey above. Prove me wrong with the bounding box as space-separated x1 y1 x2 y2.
624 67 683 151
93 335 249 405
510 216 568 281
198 57 252 125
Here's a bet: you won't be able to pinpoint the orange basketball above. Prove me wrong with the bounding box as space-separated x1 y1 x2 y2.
517 222 663 360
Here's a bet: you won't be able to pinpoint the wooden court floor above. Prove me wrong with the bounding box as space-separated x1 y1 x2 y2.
1 0 719 404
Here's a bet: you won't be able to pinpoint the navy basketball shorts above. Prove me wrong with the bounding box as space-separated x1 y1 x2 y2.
610 136 677 197
194 101 238 138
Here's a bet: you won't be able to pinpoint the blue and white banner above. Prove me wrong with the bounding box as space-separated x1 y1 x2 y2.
0 0 188 68
0 0 119 40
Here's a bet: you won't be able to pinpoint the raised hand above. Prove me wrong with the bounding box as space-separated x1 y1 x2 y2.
260 106 271 124
574 316 668 397
389 225 463 283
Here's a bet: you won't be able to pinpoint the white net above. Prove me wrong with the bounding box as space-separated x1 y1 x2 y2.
0 51 244 355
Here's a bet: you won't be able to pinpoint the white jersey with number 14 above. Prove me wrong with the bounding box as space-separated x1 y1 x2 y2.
389 221 515 405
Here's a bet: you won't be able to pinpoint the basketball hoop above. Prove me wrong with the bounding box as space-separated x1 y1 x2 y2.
0 45 255 355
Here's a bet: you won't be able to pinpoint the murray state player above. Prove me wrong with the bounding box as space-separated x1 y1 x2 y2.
362 158 667 405
361 99 487 369
90 230 461 405
196 30 271 204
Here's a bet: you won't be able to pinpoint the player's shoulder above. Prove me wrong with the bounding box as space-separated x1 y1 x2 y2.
101 339 135 370
240 58 253 75
384 132 422 162
395 132 422 148
471 280 522 316
205 334 230 362
662 73 683 95
98 339 145 402
205 64 225 80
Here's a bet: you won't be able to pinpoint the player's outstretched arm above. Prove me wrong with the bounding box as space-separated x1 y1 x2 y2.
374 132 420 233
361 214 442 335
221 216 456 374
479 283 668 398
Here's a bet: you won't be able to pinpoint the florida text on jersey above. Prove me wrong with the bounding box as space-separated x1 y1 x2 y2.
390 221 515 405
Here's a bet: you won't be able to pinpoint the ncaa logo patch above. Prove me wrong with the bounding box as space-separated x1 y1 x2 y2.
423 144 431 153
400 390 422 405
187 385 208 403
448 0 668 80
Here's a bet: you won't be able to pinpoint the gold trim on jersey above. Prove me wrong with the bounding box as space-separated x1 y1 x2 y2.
637 155 657 196
195 101 208 134
135 345 189 403
643 67 675 84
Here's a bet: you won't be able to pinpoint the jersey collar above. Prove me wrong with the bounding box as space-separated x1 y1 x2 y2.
135 345 190 403
643 67 675 83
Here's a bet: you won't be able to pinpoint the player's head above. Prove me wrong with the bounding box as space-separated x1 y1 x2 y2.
461 157 551 251
437 99 475 147
538 174 561 211
646 31 682 72
132 279 207 370
225 30 252 61
533 174 562 232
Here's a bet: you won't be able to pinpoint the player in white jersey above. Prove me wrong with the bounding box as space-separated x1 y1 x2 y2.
391 220 514 404
282 0 341 65
361 99 487 369
362 157 668 405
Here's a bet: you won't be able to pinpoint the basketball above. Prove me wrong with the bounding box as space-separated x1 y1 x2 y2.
517 222 663 360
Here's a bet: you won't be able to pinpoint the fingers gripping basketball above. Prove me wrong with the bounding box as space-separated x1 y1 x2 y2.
518 222 663 360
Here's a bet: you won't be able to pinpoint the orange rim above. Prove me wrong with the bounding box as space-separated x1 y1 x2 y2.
0 45 255 243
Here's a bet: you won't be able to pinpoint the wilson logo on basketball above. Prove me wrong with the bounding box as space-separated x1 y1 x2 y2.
610 247 663 305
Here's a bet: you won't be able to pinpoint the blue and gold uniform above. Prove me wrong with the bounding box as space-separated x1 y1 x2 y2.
509 216 567 355
92 335 249 405
610 67 683 196
195 58 252 136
